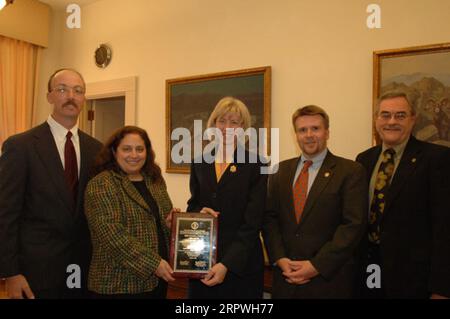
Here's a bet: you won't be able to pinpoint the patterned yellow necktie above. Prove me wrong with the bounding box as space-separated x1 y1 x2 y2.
369 148 396 244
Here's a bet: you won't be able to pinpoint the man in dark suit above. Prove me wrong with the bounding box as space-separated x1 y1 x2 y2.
0 68 102 299
263 105 367 299
356 91 450 299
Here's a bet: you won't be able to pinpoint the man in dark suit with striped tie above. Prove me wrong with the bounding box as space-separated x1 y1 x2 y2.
356 91 450 299
263 105 367 298
0 68 102 298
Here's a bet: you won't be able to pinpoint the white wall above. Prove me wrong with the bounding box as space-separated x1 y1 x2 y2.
35 7 64 122
35 0 450 208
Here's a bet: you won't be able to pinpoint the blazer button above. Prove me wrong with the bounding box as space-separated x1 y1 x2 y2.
295 233 300 238
212 193 217 199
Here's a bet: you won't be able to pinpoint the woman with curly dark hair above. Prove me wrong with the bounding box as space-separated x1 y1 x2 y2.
84 126 179 298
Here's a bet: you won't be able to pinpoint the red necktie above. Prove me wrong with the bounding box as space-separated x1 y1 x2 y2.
64 131 78 202
293 160 313 223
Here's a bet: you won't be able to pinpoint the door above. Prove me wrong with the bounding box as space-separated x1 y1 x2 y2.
81 96 125 143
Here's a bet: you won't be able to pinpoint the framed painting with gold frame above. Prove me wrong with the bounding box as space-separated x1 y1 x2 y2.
166 66 271 173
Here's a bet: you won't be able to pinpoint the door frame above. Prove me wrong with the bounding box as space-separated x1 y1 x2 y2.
83 76 137 129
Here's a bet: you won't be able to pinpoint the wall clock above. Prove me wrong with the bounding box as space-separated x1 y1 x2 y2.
94 44 112 68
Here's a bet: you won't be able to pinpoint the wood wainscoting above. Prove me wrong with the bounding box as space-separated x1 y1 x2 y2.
167 266 273 299
0 279 7 299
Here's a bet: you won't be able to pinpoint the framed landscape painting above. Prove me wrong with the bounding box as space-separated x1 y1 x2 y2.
166 66 271 173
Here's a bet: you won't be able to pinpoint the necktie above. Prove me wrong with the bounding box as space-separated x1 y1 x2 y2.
368 148 396 244
293 160 313 223
64 131 78 202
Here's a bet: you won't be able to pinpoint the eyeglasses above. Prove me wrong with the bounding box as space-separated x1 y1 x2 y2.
377 111 410 121
51 84 85 96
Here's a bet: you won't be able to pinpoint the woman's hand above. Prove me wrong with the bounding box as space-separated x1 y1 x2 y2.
200 207 220 218
165 207 181 228
201 262 227 287
155 259 175 283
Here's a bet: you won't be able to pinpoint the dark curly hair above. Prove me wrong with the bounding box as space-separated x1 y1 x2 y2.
93 126 163 183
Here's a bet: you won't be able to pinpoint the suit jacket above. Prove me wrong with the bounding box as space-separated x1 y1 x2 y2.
356 136 450 298
84 170 172 294
187 150 267 298
263 150 368 299
0 122 102 293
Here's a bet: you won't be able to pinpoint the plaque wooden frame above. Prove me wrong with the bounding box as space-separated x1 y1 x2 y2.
169 212 218 278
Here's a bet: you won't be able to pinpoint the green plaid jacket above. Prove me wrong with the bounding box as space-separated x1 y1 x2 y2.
84 170 172 294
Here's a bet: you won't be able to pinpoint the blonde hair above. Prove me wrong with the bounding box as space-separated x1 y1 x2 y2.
206 97 251 129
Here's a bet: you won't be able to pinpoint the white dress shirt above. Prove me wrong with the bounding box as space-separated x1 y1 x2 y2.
47 115 81 177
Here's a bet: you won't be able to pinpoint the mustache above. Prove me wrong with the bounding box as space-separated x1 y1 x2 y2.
63 100 77 108
383 125 401 130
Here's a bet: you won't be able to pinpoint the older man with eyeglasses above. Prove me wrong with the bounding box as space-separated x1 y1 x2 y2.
355 91 450 299
0 68 102 298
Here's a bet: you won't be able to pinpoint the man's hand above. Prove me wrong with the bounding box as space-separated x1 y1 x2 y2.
5 274 35 299
284 260 319 285
276 257 293 274
165 207 181 228
155 259 175 283
201 263 227 287
200 207 220 218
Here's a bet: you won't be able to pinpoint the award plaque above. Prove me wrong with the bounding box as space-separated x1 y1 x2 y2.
170 212 218 278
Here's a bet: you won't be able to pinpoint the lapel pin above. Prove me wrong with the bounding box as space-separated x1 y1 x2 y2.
324 172 330 178
230 165 237 173
411 158 416 163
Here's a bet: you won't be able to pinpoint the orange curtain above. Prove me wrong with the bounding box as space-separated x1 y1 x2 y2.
0 35 40 149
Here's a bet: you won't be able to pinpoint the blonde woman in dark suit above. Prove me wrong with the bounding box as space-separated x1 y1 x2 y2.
187 97 268 299
85 126 179 298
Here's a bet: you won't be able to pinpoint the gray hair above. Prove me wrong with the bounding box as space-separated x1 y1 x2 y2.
375 91 416 115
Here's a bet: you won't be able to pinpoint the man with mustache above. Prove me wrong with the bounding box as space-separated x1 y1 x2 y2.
0 69 102 298
356 91 450 298
263 105 367 298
